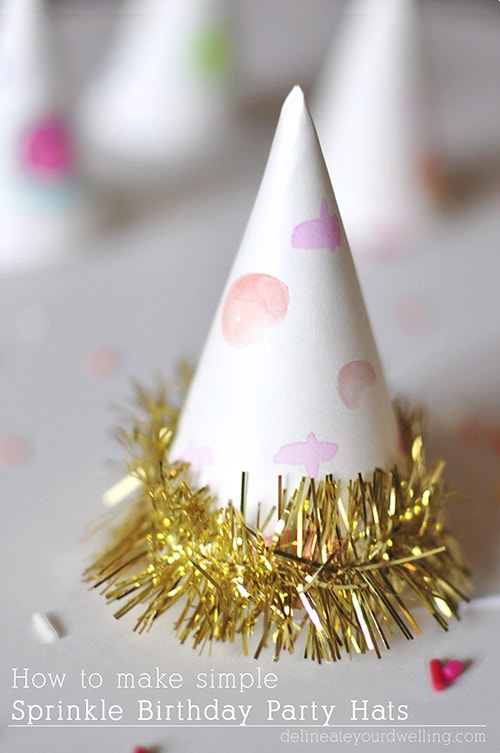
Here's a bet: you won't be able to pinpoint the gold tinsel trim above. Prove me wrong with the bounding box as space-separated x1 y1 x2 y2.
85 380 470 662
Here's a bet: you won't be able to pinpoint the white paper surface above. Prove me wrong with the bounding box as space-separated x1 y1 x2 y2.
313 0 435 258
79 0 233 163
171 86 400 522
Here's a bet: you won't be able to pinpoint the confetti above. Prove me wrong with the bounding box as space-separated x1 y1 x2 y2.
87 347 119 378
32 613 60 644
0 435 27 465
442 660 464 683
102 475 143 508
429 659 448 692
429 658 464 691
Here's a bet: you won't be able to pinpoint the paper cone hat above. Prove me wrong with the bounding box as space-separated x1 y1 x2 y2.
87 86 468 659
312 0 439 257
0 0 98 272
79 0 232 164
170 86 400 523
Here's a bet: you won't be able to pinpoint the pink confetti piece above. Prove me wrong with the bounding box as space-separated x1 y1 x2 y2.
86 347 119 378
337 360 377 410
429 659 465 692
222 273 289 348
273 432 338 478
429 659 448 692
291 200 341 253
0 435 27 466
442 660 464 683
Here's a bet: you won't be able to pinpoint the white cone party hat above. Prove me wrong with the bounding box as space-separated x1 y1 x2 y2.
0 0 99 272
88 86 468 660
313 0 441 258
79 0 232 166
170 86 401 524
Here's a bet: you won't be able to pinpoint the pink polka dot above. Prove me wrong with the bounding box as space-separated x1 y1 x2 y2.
21 116 75 179
0 435 27 465
337 360 377 410
86 347 119 378
222 273 289 348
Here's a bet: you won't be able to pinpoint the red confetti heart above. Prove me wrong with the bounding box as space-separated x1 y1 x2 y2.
442 660 464 683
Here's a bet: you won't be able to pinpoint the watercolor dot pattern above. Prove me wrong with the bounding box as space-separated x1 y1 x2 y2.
337 360 377 410
291 200 341 253
222 273 289 348
21 117 75 180
273 432 339 478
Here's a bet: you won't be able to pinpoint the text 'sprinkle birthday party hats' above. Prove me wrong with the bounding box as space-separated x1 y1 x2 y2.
313 0 440 257
79 0 232 165
0 0 99 272
87 87 468 661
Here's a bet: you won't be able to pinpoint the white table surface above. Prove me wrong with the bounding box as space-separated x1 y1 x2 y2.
2 2 500 752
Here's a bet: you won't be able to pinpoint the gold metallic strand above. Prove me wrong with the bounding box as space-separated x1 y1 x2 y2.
85 381 470 662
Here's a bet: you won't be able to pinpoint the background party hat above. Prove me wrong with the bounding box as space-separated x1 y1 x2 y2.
0 0 100 272
170 85 401 523
79 0 232 167
312 0 441 258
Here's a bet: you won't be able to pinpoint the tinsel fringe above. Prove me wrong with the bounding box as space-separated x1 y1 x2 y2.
86 380 470 662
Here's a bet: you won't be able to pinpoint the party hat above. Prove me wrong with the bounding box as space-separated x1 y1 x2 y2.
170 85 400 523
87 87 468 661
79 0 232 166
0 0 99 272
312 0 441 257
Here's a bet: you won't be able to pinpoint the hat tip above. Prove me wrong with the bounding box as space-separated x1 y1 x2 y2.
282 85 306 113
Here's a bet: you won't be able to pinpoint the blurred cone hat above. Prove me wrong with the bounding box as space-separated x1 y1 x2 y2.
0 0 99 272
170 85 401 523
79 0 232 166
312 0 442 258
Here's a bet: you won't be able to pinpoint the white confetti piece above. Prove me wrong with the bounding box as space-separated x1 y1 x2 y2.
102 474 142 507
31 612 60 643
